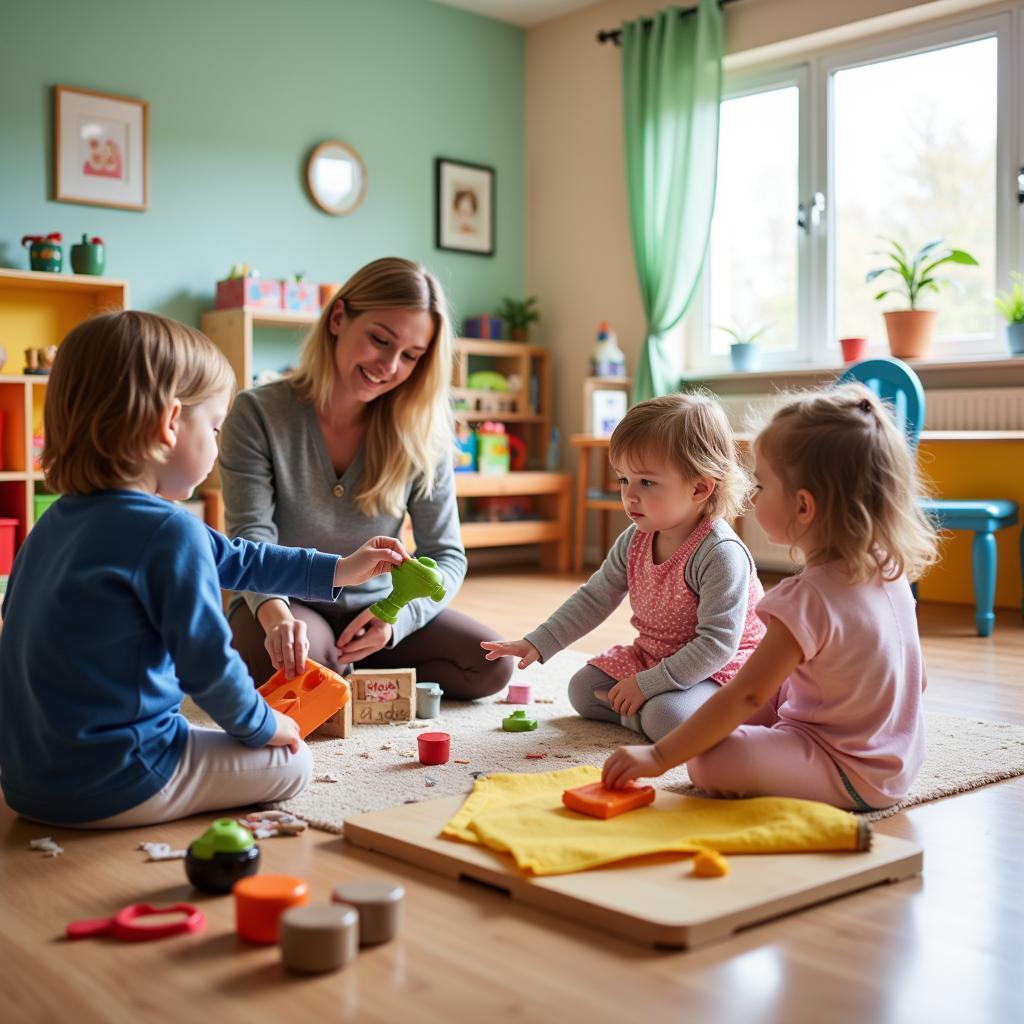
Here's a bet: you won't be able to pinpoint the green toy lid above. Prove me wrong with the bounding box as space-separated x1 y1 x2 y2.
189 818 255 860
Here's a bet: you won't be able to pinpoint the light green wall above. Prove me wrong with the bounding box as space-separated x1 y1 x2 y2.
0 0 524 335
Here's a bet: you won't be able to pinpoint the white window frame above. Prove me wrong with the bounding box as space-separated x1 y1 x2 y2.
687 5 1020 373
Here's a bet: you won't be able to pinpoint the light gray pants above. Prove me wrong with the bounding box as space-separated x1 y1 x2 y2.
66 727 313 830
567 663 720 743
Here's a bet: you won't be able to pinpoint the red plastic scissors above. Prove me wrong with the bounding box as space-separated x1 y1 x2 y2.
66 902 206 942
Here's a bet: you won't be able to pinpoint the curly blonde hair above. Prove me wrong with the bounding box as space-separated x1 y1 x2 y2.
756 382 939 583
43 311 234 495
608 390 751 522
290 257 453 517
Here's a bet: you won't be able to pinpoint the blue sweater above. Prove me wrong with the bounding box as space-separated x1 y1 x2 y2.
0 490 340 824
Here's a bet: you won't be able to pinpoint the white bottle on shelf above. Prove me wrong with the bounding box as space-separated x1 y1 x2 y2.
590 322 626 378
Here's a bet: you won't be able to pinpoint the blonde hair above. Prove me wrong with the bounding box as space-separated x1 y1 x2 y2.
290 257 453 517
42 310 235 495
756 382 939 583
608 390 751 522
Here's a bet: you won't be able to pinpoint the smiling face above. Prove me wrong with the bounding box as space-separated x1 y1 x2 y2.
329 300 434 405
613 453 710 535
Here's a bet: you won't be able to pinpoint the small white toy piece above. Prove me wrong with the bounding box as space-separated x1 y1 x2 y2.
29 836 64 857
138 841 186 861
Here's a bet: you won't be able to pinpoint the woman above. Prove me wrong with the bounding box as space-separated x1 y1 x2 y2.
221 257 512 700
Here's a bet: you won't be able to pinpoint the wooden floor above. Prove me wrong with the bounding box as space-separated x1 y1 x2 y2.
2 570 1023 1023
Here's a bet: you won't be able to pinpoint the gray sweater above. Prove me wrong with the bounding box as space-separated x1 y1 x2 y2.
218 380 466 646
525 520 759 697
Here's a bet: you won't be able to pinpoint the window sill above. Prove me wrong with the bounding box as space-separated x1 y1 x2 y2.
682 356 1024 394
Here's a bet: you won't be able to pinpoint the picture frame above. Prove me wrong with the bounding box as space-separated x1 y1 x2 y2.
435 157 494 256
54 85 149 211
590 388 629 439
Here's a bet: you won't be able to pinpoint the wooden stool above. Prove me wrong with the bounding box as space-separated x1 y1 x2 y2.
280 904 358 974
332 880 405 945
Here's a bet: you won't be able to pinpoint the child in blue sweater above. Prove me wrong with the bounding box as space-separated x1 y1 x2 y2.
0 311 407 828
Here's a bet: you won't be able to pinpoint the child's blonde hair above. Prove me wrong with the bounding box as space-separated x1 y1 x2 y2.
290 257 453 517
608 391 751 522
42 310 235 495
756 382 939 583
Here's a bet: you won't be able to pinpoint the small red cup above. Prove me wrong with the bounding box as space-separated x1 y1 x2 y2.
417 731 450 766
839 337 868 364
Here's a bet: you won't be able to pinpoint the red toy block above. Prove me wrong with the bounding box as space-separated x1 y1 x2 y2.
562 782 656 819
257 659 350 739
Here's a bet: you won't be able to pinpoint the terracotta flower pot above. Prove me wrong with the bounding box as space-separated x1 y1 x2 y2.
883 310 937 359
839 337 868 364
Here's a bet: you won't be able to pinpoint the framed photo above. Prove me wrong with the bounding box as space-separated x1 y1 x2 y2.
590 388 629 438
435 157 494 256
54 85 149 211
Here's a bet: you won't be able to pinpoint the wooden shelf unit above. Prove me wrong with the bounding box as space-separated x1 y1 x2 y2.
0 269 129 550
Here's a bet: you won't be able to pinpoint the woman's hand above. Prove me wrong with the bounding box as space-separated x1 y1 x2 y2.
336 606 393 662
480 638 541 670
335 536 410 587
604 675 646 717
602 743 667 789
264 616 309 679
266 709 301 754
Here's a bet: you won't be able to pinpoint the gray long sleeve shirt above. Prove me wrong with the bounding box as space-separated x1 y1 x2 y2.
525 520 763 697
218 379 466 646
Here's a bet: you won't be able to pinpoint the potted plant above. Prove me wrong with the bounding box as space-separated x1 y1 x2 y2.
717 323 767 372
994 272 1024 356
495 296 539 341
866 238 978 359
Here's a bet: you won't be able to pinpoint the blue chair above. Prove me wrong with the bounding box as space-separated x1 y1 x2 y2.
839 357 1019 636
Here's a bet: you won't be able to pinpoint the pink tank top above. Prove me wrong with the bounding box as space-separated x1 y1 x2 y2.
588 518 765 684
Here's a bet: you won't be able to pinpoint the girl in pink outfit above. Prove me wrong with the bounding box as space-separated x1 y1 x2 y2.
603 383 939 810
483 393 765 743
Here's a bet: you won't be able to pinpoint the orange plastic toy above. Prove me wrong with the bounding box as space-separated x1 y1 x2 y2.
257 659 350 739
234 874 310 944
562 782 656 819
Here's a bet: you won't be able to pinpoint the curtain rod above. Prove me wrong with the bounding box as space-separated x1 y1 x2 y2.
596 0 740 46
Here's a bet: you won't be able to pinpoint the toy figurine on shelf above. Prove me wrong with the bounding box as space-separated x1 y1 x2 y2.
369 556 446 625
453 421 478 472
21 233 63 273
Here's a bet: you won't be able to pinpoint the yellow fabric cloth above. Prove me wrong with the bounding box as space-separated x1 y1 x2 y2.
442 766 870 876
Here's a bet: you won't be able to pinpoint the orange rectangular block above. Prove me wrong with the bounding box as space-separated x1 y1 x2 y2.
257 659 350 739
562 782 656 819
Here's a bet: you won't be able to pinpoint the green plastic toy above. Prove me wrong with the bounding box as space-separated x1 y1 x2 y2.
370 556 446 625
189 819 254 859
502 709 538 732
185 818 260 894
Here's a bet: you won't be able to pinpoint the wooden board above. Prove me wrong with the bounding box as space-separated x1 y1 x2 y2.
344 793 923 950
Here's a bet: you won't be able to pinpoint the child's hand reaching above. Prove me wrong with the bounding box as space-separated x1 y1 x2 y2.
480 638 541 670
602 742 666 789
601 675 646 717
334 536 410 587
266 709 301 754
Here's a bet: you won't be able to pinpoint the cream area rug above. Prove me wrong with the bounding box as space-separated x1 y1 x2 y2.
185 649 1024 832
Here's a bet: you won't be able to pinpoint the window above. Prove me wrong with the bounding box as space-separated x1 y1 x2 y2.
690 10 1013 371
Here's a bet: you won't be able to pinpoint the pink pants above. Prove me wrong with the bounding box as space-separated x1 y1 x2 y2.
687 697 871 811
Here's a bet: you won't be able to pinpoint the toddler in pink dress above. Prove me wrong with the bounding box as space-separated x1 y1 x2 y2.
483 392 764 742
603 382 939 810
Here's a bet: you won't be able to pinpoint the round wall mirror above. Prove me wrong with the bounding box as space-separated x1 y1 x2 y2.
306 140 367 216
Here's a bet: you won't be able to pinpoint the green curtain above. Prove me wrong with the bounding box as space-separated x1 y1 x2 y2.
622 0 723 402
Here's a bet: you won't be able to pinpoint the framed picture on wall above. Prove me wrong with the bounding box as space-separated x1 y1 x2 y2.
54 85 149 211
435 157 494 256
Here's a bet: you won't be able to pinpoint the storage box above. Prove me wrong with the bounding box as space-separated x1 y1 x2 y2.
33 493 60 523
354 698 414 724
282 280 319 315
462 314 503 339
0 518 18 575
350 668 417 725
215 276 282 311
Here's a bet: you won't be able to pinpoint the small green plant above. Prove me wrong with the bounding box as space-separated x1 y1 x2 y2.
715 323 768 346
866 238 978 309
994 272 1024 324
496 296 540 337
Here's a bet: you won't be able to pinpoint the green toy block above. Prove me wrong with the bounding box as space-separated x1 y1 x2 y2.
502 709 538 732
370 556 446 625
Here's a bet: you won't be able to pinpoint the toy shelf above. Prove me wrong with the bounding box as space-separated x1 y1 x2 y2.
0 270 129 550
